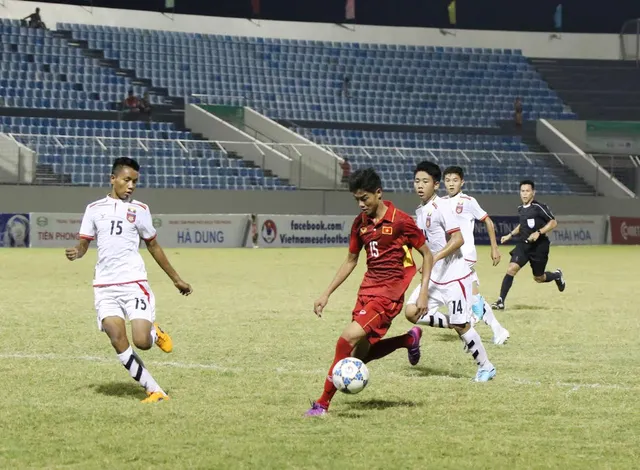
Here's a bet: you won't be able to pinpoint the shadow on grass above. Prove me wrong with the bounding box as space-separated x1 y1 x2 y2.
510 304 547 311
91 382 146 399
335 399 418 417
346 398 418 410
411 366 467 379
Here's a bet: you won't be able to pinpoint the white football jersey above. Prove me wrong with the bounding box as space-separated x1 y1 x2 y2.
79 196 157 286
445 192 488 263
416 196 470 283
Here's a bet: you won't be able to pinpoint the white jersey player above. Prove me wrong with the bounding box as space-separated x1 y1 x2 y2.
443 166 509 345
405 161 496 382
65 157 192 403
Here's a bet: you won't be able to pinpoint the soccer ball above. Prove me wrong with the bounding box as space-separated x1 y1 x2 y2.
332 357 369 394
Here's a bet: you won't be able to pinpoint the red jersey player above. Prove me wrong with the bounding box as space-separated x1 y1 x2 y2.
306 168 433 417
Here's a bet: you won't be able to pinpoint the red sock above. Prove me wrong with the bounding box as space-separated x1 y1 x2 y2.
316 337 352 409
363 333 412 363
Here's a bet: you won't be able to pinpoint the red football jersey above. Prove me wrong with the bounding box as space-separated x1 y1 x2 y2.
349 201 426 300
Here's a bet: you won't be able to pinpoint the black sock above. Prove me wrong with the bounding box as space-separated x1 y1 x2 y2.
499 274 514 301
543 271 560 282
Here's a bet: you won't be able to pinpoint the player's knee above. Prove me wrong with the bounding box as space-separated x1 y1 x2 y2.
404 305 418 324
133 338 152 350
340 323 366 347
351 339 370 360
534 275 545 283
507 265 519 276
132 332 152 350
103 325 128 350
339 334 360 348
451 322 470 335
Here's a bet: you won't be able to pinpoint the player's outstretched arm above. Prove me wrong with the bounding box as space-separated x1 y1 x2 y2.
434 230 464 263
144 238 193 296
313 251 359 317
65 238 90 261
484 217 501 266
501 224 520 244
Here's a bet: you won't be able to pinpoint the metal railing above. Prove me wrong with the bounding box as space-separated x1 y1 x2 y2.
620 18 640 66
0 133 636 195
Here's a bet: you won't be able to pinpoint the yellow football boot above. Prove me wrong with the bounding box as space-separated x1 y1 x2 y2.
154 322 173 353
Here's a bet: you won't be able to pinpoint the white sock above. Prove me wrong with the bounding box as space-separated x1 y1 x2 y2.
481 301 504 337
150 326 158 344
416 312 449 328
461 327 493 370
117 346 163 394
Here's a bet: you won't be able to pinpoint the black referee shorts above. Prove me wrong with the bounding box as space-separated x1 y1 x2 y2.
509 239 550 277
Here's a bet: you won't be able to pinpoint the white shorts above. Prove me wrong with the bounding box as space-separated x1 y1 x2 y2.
466 259 480 286
93 281 156 331
407 274 473 325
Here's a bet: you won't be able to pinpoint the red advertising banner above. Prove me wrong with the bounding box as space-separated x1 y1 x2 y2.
610 216 640 244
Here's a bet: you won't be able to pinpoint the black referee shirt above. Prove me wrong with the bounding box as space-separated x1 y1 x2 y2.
517 200 555 241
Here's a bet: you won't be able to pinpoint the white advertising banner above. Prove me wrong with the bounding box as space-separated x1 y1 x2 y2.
30 213 83 247
152 214 251 248
550 215 608 245
255 214 352 247
30 213 252 248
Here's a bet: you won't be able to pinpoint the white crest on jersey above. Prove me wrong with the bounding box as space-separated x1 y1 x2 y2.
415 196 470 283
79 196 157 286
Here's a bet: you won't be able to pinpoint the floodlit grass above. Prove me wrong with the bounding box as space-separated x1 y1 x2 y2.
0 246 638 469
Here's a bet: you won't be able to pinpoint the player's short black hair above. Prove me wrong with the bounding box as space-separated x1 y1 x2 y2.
520 179 535 190
414 160 441 182
443 166 464 179
111 157 140 175
348 168 382 193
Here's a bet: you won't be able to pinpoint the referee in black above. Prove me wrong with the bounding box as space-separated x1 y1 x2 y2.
491 179 565 310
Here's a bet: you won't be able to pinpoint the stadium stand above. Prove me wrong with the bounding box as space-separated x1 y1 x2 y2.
532 58 640 121
0 19 148 110
60 23 576 126
0 17 592 194
0 117 293 189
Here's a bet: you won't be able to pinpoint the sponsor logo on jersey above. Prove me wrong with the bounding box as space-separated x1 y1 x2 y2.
127 207 137 223
382 226 393 235
360 226 367 234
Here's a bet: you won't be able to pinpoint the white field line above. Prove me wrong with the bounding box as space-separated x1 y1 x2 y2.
0 352 636 392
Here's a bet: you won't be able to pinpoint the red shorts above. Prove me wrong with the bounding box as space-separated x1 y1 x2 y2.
352 295 404 344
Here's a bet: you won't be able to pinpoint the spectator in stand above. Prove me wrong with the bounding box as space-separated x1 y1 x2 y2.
251 214 259 248
340 157 351 183
122 90 140 113
139 91 152 120
23 8 46 29
514 97 523 128
342 75 351 99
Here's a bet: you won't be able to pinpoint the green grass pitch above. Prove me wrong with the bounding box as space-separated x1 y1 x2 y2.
0 246 638 469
